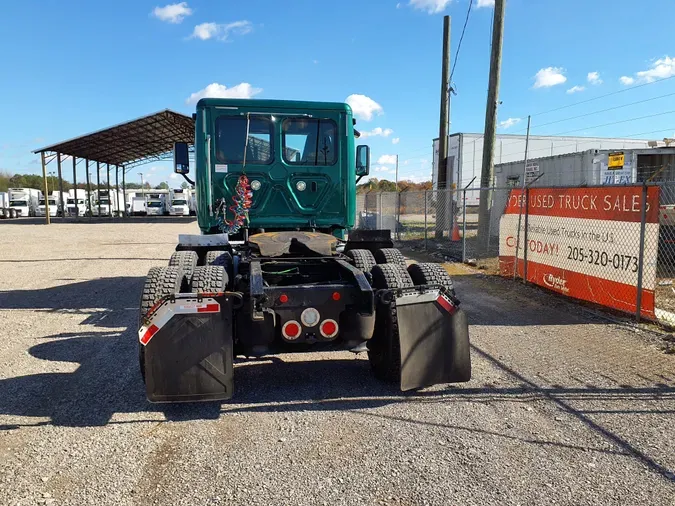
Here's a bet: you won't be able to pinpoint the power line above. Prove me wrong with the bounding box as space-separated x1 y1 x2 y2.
532 74 675 118
489 74 675 138
528 91 675 131
449 0 473 84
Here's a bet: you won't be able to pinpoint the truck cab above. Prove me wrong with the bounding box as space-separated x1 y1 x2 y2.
190 98 368 238
37 194 59 217
169 188 191 216
8 188 39 217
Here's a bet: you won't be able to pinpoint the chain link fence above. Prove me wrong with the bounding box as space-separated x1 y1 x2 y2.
355 187 513 262
354 183 675 328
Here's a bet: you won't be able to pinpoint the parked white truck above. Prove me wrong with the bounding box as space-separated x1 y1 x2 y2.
8 188 40 217
66 189 88 217
37 192 61 217
189 188 197 216
130 196 147 216
145 193 166 216
168 188 191 216
0 192 16 218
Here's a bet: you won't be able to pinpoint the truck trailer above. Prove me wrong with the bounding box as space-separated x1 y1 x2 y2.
138 99 471 403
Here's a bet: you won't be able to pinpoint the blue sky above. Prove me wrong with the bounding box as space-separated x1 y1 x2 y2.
1 0 675 185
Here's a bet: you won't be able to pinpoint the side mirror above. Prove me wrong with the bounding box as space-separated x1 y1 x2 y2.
174 143 190 174
356 145 370 177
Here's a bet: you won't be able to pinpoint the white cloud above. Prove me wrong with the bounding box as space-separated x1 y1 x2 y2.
408 0 452 14
587 71 602 85
498 117 521 129
185 82 262 104
619 76 635 85
635 56 675 83
377 154 398 165
476 0 495 7
360 127 394 139
533 67 567 88
190 20 252 41
396 2 402 8
374 166 394 173
152 2 192 23
566 85 585 94
169 173 179 179
345 94 383 121
313 60 319 64
392 137 400 145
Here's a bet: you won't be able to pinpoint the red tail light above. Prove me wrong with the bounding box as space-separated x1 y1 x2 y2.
282 320 302 340
319 319 339 339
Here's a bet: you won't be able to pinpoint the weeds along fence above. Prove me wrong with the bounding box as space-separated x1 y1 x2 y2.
354 183 675 327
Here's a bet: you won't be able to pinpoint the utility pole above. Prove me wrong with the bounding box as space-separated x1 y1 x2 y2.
477 0 505 251
435 15 451 240
395 154 399 191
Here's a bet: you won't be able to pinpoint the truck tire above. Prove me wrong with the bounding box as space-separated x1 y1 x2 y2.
370 263 414 290
368 264 414 382
345 249 376 273
168 250 198 281
407 262 455 295
374 248 407 269
191 265 228 293
205 251 233 288
138 266 186 380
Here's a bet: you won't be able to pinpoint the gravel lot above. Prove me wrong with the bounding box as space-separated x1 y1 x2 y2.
0 219 674 506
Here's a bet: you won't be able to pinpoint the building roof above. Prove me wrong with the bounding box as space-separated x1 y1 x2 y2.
33 109 194 169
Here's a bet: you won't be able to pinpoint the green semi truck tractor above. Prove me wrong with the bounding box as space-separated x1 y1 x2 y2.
138 98 471 402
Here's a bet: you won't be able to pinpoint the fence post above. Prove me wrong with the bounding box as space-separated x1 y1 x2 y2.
462 188 467 263
635 183 648 322
396 191 401 241
364 191 369 229
424 191 428 250
486 187 493 252
378 192 383 230
523 187 530 282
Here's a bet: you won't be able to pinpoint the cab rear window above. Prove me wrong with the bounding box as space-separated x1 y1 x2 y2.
215 116 274 165
282 118 337 166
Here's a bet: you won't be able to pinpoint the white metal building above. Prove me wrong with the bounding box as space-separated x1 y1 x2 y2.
432 133 654 192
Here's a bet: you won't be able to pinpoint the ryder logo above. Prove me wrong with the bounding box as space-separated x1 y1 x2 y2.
543 273 569 293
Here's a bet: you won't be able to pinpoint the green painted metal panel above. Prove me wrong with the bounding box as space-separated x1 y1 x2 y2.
194 99 357 235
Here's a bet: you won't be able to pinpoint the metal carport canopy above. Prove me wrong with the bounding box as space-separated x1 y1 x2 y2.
32 109 195 168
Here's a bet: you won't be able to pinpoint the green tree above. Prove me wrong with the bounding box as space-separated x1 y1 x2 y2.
155 182 169 190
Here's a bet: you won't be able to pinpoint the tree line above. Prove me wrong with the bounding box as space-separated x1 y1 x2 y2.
356 178 432 193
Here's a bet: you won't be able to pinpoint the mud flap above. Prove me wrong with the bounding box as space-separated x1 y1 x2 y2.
139 294 238 403
384 288 471 391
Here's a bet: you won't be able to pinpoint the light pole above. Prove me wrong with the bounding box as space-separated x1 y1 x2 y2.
138 172 147 207
48 171 55 194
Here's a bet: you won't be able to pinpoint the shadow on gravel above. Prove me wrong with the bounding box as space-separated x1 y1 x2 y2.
470 344 675 484
0 333 401 428
0 276 145 311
